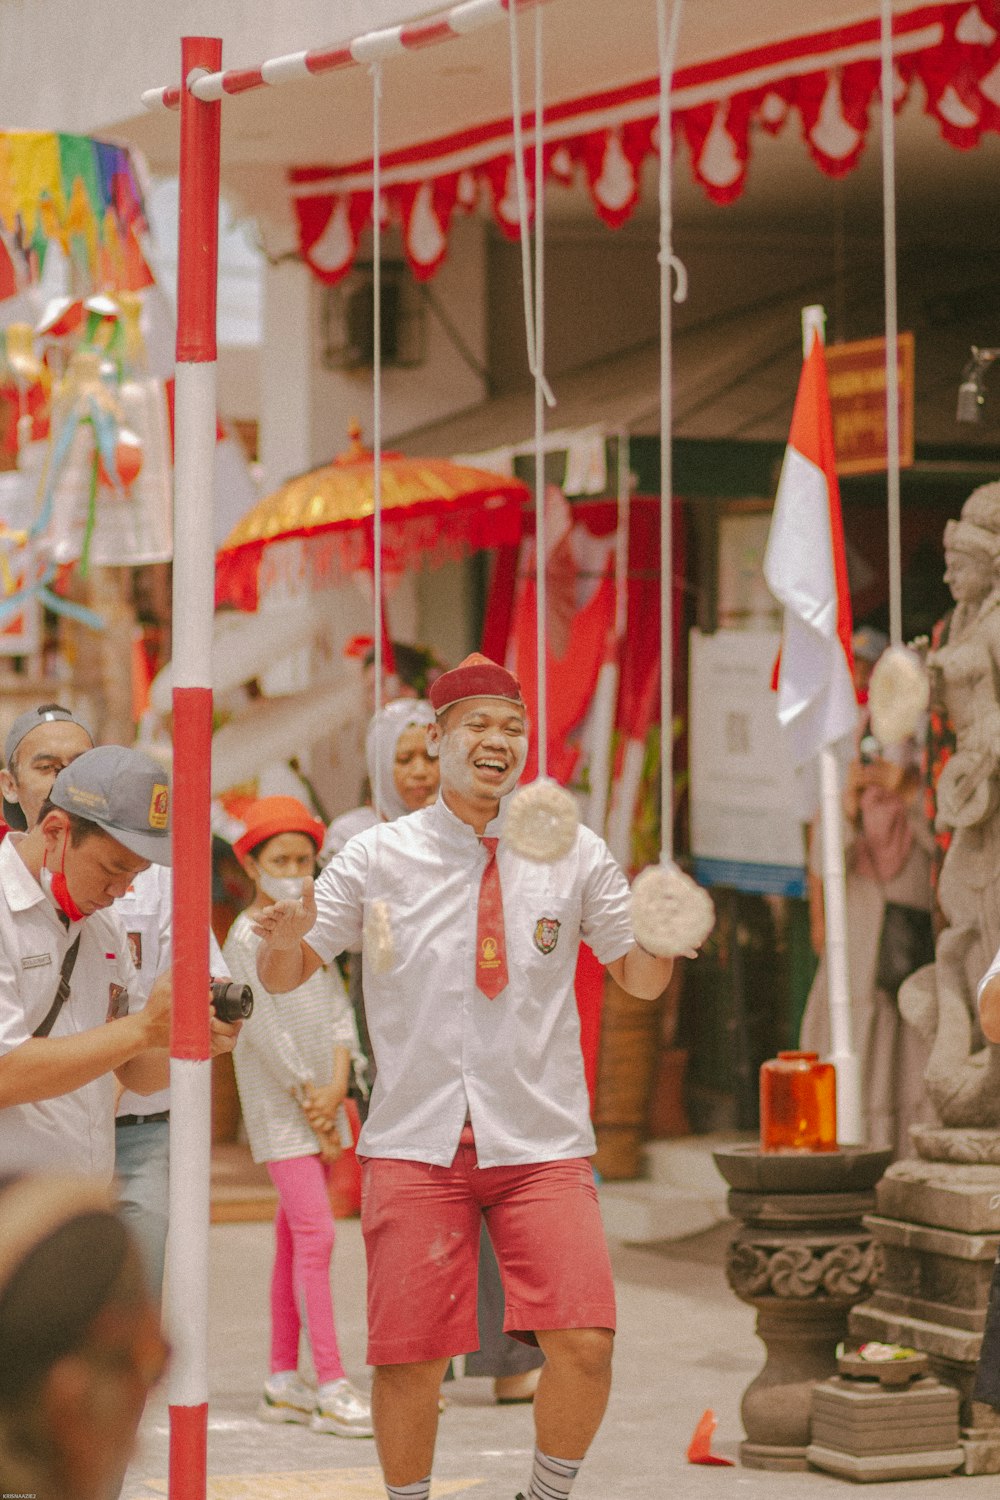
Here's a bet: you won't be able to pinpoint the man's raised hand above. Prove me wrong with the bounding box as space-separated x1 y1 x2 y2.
250 876 317 950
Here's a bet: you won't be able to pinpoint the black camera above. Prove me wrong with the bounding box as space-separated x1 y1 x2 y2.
210 980 254 1022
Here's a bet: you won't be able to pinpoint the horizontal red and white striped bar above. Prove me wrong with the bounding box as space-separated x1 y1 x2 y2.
141 0 544 111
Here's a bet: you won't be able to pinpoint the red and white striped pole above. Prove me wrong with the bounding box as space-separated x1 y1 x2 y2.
168 35 221 1500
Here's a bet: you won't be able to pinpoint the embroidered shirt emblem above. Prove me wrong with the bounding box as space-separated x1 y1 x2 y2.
107 983 129 1022
533 918 561 955
22 953 52 969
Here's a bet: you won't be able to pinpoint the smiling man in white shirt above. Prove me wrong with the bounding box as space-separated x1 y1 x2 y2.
255 653 673 1500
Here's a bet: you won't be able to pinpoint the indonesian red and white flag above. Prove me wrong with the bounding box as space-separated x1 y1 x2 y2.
764 333 856 769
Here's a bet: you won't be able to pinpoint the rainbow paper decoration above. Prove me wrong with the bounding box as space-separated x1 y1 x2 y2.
0 131 151 297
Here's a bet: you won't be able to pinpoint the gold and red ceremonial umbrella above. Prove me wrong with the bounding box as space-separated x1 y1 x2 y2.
215 421 527 610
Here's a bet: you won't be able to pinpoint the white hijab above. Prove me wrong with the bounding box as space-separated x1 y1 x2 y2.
365 698 437 823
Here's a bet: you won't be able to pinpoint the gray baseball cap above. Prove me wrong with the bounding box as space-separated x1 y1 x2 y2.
49 746 171 866
4 704 93 767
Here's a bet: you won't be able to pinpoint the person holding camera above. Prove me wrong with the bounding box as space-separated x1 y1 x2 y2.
223 795 371 1438
1 705 232 1298
0 744 240 1184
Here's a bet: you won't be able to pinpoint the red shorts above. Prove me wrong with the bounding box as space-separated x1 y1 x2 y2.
360 1128 616 1366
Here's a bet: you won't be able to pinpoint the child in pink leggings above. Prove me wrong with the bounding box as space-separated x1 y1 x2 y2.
224 796 371 1437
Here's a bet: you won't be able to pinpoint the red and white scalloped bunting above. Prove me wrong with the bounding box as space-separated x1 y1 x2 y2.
289 2 1000 286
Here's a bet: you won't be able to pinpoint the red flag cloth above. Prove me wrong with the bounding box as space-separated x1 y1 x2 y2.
481 542 520 664
475 837 508 999
513 564 615 785
378 592 396 679
763 333 856 768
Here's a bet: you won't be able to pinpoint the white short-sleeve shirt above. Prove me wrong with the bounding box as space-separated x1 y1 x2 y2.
114 864 229 1118
306 795 634 1167
0 834 138 1180
225 911 362 1165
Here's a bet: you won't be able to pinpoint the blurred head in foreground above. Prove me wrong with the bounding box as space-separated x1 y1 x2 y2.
0 1174 167 1500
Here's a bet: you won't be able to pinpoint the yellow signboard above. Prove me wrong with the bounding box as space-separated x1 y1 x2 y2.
825 333 915 477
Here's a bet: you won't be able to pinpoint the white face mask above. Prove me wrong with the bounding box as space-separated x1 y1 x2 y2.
258 873 306 902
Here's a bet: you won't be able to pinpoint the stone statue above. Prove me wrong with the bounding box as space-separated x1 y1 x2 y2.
850 489 1000 1467
900 481 1000 1129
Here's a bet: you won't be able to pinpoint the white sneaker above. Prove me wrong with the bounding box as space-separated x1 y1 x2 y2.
310 1377 374 1437
258 1370 316 1425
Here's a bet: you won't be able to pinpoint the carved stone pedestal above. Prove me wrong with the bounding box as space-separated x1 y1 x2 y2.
714 1145 890 1471
849 1130 1000 1475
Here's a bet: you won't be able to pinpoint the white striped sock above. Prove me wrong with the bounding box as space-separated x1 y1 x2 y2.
386 1479 431 1500
527 1447 582 1499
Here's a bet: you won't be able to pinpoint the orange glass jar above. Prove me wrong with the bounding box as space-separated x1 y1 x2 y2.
759 1051 837 1153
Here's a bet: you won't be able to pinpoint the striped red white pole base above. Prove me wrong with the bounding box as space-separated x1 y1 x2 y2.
167 35 221 1500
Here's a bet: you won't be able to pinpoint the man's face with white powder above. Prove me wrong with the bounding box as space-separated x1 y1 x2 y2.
430 697 528 807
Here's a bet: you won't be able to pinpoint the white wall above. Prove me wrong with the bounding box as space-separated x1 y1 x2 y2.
259 215 487 491
0 0 443 134
310 217 488 466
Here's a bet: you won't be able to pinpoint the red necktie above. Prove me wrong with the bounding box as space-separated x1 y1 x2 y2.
476 836 508 999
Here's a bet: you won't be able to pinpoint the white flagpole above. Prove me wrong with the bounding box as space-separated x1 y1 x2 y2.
818 746 863 1144
803 303 863 1146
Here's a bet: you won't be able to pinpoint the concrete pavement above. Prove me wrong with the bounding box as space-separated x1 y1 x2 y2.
120 1209 1000 1499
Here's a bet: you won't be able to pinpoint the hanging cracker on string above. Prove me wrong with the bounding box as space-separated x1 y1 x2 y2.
505 777 579 863
631 861 715 957
868 643 930 747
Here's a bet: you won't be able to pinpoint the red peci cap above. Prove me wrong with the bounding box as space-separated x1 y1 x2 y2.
429 653 524 715
233 796 325 863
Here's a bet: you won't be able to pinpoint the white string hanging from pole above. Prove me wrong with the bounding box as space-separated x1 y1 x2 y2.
584 429 630 835
866 0 930 748
532 1 548 776
503 0 579 864
366 59 395 974
657 0 683 863
372 61 385 740
630 0 714 959
506 0 556 413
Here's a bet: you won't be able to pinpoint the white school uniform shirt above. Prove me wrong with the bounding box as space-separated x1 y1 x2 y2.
224 911 362 1165
0 834 138 1180
115 863 229 1119
307 794 635 1168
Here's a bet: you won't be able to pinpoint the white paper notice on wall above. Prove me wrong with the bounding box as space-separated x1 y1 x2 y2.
689 627 807 896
